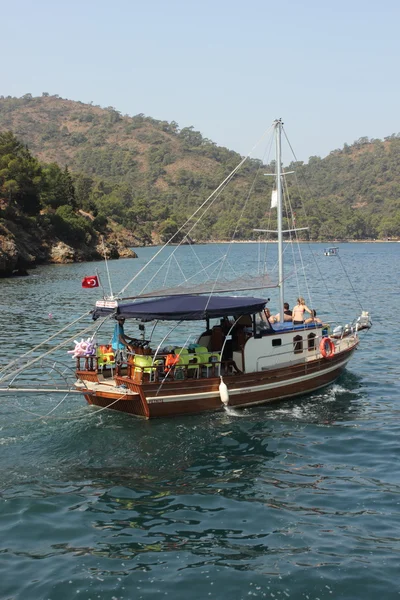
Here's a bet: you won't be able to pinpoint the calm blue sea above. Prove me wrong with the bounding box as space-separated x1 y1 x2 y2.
0 242 399 600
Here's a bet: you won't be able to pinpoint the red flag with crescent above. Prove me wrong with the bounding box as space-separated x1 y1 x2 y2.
82 275 99 288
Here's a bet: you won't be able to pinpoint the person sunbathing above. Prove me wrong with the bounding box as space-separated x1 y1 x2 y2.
304 309 322 324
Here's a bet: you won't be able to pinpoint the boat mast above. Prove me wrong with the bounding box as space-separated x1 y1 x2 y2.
275 119 284 322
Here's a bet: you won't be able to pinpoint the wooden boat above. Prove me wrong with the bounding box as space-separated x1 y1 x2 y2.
73 120 371 418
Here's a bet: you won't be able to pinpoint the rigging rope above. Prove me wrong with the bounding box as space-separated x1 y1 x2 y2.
337 253 364 311
12 390 130 422
0 317 108 385
0 311 92 377
117 124 275 298
204 134 275 309
281 125 358 322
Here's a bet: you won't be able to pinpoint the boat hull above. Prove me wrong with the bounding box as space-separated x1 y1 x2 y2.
78 345 356 419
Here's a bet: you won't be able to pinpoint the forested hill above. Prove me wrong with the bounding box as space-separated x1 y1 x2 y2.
0 93 399 242
291 137 400 239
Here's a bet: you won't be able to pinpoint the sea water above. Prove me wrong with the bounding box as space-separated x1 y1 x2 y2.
0 242 399 600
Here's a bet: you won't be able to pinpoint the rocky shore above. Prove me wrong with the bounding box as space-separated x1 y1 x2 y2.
0 219 137 278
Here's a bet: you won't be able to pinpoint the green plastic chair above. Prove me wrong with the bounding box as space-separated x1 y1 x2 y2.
133 354 162 381
195 346 211 363
97 345 115 369
175 348 200 378
202 352 221 377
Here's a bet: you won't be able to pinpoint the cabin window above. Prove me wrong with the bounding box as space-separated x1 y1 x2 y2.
308 333 316 351
272 338 282 347
293 335 303 354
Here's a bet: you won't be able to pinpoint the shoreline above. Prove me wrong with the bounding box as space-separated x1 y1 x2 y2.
2 239 398 279
198 239 400 244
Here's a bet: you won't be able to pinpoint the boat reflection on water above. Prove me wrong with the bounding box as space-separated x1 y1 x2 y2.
60 371 365 487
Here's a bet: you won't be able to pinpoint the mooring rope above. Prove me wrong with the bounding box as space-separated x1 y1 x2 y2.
12 390 130 422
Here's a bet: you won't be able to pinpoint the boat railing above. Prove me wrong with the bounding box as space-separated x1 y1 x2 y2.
76 322 340 381
126 349 225 383
75 354 96 372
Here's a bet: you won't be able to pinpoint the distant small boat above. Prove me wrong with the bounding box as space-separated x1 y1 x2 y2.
324 247 339 256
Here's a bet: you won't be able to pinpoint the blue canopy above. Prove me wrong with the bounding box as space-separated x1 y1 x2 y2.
93 294 268 322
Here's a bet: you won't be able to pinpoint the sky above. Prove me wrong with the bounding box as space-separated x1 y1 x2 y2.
1 0 400 163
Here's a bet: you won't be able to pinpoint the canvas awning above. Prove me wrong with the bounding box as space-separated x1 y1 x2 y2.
92 294 268 322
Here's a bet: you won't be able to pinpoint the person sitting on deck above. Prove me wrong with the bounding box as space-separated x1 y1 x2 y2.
292 297 312 325
304 309 322 324
261 307 274 324
274 302 293 323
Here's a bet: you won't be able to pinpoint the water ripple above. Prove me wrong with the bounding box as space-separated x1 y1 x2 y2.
1 244 400 599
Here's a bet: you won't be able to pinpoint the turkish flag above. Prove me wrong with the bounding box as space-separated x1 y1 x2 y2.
82 275 99 288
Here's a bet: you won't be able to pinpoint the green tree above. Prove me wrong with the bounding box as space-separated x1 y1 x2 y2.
159 217 180 242
73 173 95 212
51 205 93 244
0 131 42 215
41 164 76 209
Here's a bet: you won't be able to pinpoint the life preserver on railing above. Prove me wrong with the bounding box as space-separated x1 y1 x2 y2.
320 337 335 359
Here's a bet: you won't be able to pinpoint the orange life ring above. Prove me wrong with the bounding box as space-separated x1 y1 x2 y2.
320 337 335 359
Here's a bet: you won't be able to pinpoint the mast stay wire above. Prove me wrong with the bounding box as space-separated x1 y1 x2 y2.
101 235 114 299
204 156 268 308
135 142 278 298
281 126 353 321
139 126 277 296
281 174 314 308
290 167 343 320
204 132 276 309
136 184 228 297
0 318 109 386
336 253 364 311
134 156 263 298
124 160 246 297
135 172 244 297
0 311 93 378
117 123 275 298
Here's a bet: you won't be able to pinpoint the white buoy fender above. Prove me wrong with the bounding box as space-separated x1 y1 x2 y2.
219 376 229 406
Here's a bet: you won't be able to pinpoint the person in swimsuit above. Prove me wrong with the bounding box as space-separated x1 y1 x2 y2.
304 309 322 324
292 297 312 325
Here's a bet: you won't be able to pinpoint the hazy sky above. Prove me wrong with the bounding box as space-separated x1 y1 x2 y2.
1 0 399 162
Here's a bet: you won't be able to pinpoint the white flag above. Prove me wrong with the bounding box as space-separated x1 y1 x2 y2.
271 190 277 209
